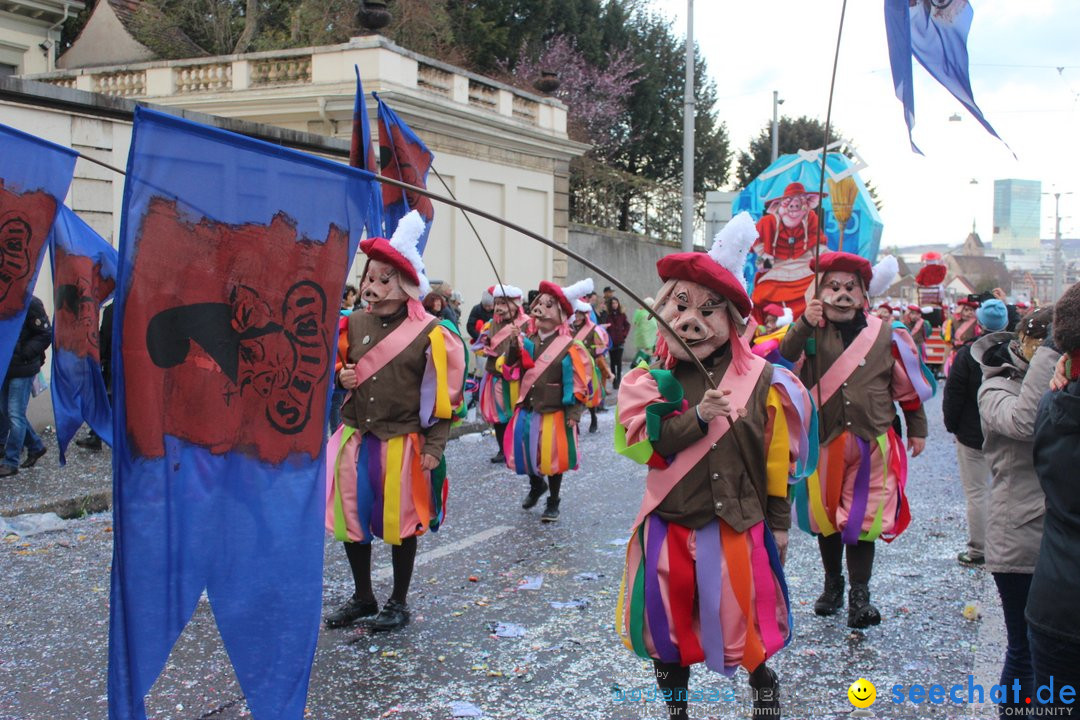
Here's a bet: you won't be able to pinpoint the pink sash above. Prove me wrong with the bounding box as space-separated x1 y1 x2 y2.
954 318 975 345
631 354 768 530
352 315 437 386
488 315 528 350
574 321 596 344
910 319 924 339
811 313 883 407
516 335 573 406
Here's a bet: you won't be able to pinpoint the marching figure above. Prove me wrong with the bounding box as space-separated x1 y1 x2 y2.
615 213 817 719
500 277 600 522
475 283 530 463
571 293 611 434
324 211 466 631
780 252 935 629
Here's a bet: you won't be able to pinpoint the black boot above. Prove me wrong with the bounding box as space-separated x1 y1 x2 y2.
490 449 505 464
847 583 881 629
653 661 690 719
749 664 781 718
324 594 379 628
541 496 561 522
813 574 845 617
75 431 102 451
522 475 547 509
588 409 598 433
368 598 410 632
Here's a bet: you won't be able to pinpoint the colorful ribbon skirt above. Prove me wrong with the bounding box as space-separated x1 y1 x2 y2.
504 407 578 477
477 371 516 425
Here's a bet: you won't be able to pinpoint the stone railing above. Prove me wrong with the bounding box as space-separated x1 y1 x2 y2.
28 37 565 132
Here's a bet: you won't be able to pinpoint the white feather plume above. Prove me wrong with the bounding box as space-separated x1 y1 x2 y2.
560 277 594 306
573 298 592 313
707 212 758 288
868 255 899 298
777 307 794 328
492 283 523 299
388 209 430 296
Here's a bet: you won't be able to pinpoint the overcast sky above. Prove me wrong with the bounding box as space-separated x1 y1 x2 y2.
653 0 1080 249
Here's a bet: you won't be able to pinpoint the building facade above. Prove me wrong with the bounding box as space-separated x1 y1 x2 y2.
0 0 84 76
992 179 1042 254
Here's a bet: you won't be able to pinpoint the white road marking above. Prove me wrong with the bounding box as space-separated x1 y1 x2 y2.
372 524 513 581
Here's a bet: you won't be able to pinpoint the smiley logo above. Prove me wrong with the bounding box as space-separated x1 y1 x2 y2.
848 678 876 710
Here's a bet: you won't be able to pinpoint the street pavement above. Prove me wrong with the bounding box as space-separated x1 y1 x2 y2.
1 394 1003 720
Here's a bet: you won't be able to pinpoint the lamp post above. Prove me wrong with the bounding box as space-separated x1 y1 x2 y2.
770 91 784 163
1046 191 1072 302
681 0 695 251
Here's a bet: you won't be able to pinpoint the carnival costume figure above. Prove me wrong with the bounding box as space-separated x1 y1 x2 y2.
475 283 529 464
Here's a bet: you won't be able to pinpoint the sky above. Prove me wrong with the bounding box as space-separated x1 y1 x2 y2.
653 0 1080 250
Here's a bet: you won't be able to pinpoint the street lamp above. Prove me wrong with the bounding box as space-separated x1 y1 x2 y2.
1043 189 1073 302
681 0 695 251
771 91 785 163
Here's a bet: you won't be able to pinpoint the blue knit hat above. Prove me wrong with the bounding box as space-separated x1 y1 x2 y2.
976 299 1008 332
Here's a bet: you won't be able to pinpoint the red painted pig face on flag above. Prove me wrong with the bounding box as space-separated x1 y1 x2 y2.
54 247 116 360
0 185 57 318
123 197 348 464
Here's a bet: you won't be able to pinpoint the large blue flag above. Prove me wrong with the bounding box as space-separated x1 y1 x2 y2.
375 92 435 251
109 107 381 720
885 0 1008 154
350 66 383 240
49 205 117 464
0 123 76 376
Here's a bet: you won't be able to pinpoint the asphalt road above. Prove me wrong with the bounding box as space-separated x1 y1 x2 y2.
0 394 1002 720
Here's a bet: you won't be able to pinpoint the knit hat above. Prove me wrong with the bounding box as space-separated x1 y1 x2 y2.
1054 284 1080 352
976 299 1008 332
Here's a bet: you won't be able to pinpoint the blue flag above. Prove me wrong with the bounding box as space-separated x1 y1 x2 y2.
49 205 117 464
0 122 76 376
375 92 435 251
350 66 383 239
108 107 381 720
885 0 1008 154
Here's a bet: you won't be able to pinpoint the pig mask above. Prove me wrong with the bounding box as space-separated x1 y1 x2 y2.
655 279 733 361
530 292 563 333
819 270 865 323
361 258 416 317
770 192 820 230
493 297 517 323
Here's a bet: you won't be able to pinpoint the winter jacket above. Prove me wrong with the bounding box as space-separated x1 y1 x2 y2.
631 308 657 353
7 296 51 379
466 302 493 342
942 341 984 449
1027 379 1080 642
602 310 630 347
974 333 1059 574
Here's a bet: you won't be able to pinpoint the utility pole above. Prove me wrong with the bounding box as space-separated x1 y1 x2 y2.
681 0 695 251
771 91 783 163
1053 192 1064 302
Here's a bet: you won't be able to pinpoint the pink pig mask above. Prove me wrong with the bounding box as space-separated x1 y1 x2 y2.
656 280 732 361
771 193 819 230
530 292 563 333
361 258 414 317
819 270 865 323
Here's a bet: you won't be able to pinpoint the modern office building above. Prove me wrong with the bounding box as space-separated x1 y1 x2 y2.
992 179 1042 253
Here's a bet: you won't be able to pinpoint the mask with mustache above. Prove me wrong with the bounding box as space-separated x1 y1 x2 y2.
360 259 413 317
819 270 865 322
530 292 563 332
656 280 731 361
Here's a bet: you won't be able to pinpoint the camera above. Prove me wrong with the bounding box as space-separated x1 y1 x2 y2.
968 291 994 305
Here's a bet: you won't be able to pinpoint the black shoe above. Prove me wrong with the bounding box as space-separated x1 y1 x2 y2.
749 664 781 718
847 584 881 629
490 450 505 464
541 497 561 522
324 595 379 628
588 415 598 433
813 574 845 617
75 434 103 451
957 551 985 566
369 599 410 632
0 465 16 478
20 447 46 469
522 477 548 509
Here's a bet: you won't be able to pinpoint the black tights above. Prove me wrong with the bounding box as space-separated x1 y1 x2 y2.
818 534 875 584
343 536 418 605
653 660 775 717
494 422 507 452
529 473 562 498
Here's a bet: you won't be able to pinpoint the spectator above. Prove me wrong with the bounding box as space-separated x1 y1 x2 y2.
423 293 445 317
341 284 358 314
0 296 52 476
437 284 460 326
76 302 114 451
1028 284 1080 707
973 306 1058 719
466 287 495 343
600 297 630 389
942 299 1008 566
602 286 614 303
630 297 658 366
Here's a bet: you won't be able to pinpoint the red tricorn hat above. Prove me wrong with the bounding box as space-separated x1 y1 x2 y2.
656 212 758 318
765 181 827 207
812 251 873 288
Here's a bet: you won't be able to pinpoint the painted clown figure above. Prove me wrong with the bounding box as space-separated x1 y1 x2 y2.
779 251 936 629
324 211 466 632
500 277 600 522
614 212 817 719
751 182 828 323
475 283 530 464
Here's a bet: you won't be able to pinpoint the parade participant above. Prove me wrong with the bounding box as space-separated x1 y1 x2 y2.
780 252 935 629
324 211 466 632
750 182 828 323
572 291 612 434
902 304 929 350
500 277 599 522
631 296 658 366
952 298 980 345
475 283 529 464
614 212 817 719
757 303 787 336
874 301 894 321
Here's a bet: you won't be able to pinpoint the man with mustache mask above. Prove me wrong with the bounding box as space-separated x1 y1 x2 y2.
780 251 935 629
499 277 600 521
324 211 466 632
614 213 817 719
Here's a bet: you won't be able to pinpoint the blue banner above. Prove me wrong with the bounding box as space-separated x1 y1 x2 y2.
885 0 1008 154
108 107 380 720
0 122 76 377
350 66 383 239
49 205 117 464
375 92 435 252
